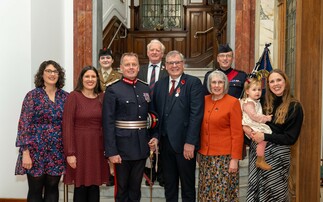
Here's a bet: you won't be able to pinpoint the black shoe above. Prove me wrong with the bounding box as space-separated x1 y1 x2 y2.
107 175 114 186
157 174 164 187
158 180 165 187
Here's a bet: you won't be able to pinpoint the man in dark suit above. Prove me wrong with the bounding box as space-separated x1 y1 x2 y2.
103 52 158 201
137 39 168 89
137 39 168 186
152 50 204 201
203 44 247 98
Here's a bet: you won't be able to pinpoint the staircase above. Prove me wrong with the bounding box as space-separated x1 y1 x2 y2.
58 68 249 201
59 156 248 202
184 67 213 83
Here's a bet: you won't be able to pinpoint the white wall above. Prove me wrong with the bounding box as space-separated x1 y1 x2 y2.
0 0 73 198
256 0 275 64
103 0 128 28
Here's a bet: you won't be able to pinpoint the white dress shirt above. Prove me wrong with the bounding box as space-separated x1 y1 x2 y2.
147 62 162 83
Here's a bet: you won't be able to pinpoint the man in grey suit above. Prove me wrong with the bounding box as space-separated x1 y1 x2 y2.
151 50 204 201
138 39 168 186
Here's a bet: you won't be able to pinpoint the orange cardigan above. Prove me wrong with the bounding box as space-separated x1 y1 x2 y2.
199 94 243 160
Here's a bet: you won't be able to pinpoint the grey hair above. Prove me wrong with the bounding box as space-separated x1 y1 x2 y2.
207 70 229 94
147 39 166 53
165 50 185 62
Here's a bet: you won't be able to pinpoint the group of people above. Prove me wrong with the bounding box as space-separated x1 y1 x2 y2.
15 40 304 202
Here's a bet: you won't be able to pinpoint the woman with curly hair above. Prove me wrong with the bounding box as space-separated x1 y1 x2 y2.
15 60 69 201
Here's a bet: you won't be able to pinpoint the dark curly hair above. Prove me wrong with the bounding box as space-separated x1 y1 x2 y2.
34 60 65 89
75 66 102 94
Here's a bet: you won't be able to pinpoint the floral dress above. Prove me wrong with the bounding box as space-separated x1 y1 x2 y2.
15 87 69 177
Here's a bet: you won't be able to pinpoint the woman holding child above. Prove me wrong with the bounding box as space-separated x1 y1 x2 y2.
244 69 304 201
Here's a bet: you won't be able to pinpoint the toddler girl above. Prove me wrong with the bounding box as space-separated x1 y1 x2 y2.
241 78 272 170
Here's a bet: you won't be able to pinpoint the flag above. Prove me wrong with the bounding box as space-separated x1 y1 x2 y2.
250 43 273 98
258 43 273 72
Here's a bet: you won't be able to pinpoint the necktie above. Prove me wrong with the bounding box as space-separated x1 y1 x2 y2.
169 80 176 95
149 65 157 89
103 71 108 82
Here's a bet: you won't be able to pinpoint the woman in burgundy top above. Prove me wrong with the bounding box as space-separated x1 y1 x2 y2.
63 66 109 202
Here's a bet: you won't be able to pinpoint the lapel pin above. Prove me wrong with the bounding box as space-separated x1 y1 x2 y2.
175 88 180 97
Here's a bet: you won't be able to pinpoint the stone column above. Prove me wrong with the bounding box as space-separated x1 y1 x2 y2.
235 0 255 73
74 0 93 87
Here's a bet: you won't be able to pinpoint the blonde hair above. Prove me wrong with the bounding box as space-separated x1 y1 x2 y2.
120 52 139 65
242 77 262 99
263 69 299 124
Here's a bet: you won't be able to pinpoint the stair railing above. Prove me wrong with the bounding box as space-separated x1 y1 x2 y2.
108 23 127 48
194 27 214 38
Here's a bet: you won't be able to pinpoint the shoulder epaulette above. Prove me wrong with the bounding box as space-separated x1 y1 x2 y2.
106 79 120 87
137 79 148 85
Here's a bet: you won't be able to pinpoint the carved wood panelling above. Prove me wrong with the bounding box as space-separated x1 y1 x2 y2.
159 38 173 53
190 11 204 57
127 31 187 65
174 38 186 53
103 3 227 69
277 0 322 201
132 38 146 59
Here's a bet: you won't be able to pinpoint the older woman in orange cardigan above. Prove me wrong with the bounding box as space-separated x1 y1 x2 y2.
198 70 244 202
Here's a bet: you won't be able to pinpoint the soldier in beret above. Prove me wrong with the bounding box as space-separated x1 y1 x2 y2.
97 48 122 92
203 44 247 99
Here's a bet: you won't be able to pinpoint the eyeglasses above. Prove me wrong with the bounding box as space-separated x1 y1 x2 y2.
211 80 225 85
166 61 183 65
218 54 233 59
44 69 59 75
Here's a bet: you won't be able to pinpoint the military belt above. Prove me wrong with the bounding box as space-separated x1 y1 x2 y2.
115 120 147 129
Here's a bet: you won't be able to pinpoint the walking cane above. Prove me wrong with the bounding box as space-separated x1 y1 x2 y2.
64 184 68 202
149 141 159 202
149 150 154 202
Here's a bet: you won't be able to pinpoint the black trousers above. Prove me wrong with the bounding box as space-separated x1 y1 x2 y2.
161 136 196 202
115 159 146 202
73 185 99 202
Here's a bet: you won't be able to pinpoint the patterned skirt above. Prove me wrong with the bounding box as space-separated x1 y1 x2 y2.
247 141 291 202
198 154 239 202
